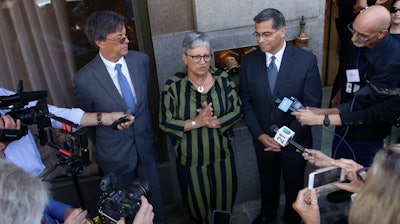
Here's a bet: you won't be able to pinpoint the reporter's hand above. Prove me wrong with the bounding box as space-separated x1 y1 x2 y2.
331 159 365 193
292 188 321 224
291 109 323 126
63 208 89 224
302 149 334 167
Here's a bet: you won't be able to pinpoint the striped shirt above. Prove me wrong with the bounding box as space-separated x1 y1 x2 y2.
159 67 242 167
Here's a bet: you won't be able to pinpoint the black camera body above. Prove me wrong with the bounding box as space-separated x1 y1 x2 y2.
97 174 151 224
3 97 51 144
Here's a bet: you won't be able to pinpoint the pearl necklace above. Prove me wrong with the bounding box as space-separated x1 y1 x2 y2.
189 73 208 93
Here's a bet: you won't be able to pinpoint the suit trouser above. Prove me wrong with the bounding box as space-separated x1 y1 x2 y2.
176 155 237 224
254 140 306 224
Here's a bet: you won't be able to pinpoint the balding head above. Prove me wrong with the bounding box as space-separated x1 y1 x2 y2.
352 5 390 48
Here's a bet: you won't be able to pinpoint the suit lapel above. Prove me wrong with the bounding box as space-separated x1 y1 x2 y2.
91 56 128 110
255 49 272 98
274 43 294 96
125 53 143 110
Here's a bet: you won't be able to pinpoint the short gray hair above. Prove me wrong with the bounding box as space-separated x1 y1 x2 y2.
253 8 286 30
182 32 211 54
0 159 48 224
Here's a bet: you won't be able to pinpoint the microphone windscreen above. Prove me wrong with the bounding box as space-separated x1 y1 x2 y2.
20 91 47 103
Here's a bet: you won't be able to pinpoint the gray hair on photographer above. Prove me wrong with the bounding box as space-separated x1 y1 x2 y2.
0 159 48 224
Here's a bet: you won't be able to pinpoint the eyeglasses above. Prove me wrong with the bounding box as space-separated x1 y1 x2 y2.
347 23 378 42
390 7 400 13
106 34 129 44
356 167 369 183
185 54 213 63
253 30 278 39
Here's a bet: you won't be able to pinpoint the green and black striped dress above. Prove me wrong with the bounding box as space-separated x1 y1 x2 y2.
159 67 242 223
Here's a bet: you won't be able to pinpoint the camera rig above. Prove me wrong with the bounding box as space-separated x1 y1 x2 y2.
1 81 91 209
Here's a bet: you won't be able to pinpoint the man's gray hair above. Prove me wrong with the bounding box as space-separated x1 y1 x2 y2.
0 159 48 224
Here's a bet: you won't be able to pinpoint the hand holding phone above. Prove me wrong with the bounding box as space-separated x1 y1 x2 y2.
110 115 130 130
308 166 345 189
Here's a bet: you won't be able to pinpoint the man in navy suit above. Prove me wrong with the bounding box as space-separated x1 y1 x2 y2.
239 8 322 224
73 11 165 223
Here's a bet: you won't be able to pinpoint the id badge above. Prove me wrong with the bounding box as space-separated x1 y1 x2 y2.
346 83 353 93
346 69 360 82
345 83 360 93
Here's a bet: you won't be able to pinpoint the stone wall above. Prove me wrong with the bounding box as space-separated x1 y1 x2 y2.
148 0 326 206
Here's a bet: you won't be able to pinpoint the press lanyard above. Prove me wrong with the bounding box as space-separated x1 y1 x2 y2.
355 48 368 71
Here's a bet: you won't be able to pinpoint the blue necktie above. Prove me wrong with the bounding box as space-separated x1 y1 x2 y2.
115 63 136 114
268 56 278 93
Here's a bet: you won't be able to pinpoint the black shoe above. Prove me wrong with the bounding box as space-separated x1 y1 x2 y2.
326 189 351 203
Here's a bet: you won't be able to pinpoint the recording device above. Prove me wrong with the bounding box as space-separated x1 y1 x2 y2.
0 81 50 143
47 125 91 166
4 99 51 144
110 115 129 130
212 210 232 224
275 96 305 112
270 125 306 153
308 166 345 189
97 173 151 224
0 90 48 109
0 128 27 142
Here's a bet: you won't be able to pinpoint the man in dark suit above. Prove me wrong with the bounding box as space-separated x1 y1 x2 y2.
239 8 322 224
73 11 165 223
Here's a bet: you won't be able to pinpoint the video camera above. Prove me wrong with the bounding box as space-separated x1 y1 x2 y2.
97 173 151 224
0 81 50 143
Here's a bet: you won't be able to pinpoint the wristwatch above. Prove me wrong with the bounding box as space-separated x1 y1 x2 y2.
323 115 330 126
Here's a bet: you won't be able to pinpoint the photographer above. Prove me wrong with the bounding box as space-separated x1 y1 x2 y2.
0 149 153 224
0 87 134 223
0 159 48 224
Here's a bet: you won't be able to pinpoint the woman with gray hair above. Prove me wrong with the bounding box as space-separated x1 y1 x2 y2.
159 31 242 223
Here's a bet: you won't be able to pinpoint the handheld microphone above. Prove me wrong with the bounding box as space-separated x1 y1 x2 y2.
270 124 306 153
275 96 305 112
0 91 48 108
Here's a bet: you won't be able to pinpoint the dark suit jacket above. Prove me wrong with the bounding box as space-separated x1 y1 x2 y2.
73 51 156 175
240 43 322 148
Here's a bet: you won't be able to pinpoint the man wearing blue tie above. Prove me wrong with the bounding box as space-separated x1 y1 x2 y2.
239 8 322 224
73 11 165 223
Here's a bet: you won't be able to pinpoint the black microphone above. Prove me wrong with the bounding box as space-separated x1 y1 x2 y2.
270 124 306 153
0 91 48 108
